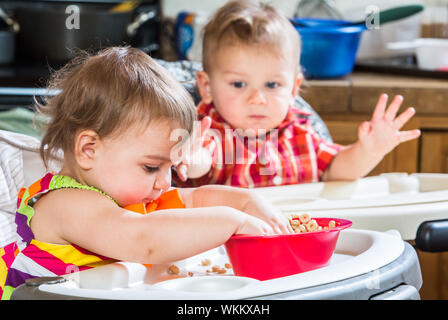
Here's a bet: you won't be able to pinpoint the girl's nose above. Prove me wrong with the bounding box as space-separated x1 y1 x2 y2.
154 167 171 192
247 89 267 105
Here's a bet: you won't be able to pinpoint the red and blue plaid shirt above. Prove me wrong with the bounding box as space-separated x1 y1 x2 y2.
173 102 341 188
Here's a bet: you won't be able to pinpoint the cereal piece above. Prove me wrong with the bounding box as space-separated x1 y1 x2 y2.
328 220 336 228
306 219 318 232
290 219 301 226
201 259 211 266
188 272 194 277
290 214 300 219
299 213 310 224
211 265 227 274
216 268 227 274
224 263 232 269
168 265 180 275
298 224 307 233
211 265 219 272
292 226 301 233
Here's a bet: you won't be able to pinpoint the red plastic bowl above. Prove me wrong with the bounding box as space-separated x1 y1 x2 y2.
224 218 352 281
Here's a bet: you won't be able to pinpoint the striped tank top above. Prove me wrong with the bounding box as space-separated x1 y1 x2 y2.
0 172 185 300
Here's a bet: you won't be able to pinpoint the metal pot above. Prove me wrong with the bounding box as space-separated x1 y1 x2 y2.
14 3 156 63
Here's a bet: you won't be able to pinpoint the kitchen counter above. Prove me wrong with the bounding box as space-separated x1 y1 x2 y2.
301 72 448 115
300 71 448 176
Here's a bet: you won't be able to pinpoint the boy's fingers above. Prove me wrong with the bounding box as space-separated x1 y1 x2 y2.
358 121 371 139
201 116 212 140
398 129 421 143
394 107 416 130
384 95 404 122
371 93 388 122
191 117 212 151
176 164 188 181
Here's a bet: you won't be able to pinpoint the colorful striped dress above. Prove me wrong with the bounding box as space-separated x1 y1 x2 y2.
0 173 116 300
0 173 186 300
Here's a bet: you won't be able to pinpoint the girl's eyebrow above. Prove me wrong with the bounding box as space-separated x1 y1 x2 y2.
144 154 171 162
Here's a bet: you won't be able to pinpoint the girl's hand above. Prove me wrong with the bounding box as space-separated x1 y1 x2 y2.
174 116 213 181
358 94 421 158
235 214 274 235
242 193 294 235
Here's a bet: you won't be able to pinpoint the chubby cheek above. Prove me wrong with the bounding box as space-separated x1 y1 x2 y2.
213 93 245 124
110 175 155 207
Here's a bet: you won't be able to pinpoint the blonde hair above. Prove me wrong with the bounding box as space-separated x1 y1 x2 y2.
37 47 196 168
202 0 301 73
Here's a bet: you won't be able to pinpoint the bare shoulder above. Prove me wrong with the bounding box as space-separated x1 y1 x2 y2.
30 188 117 244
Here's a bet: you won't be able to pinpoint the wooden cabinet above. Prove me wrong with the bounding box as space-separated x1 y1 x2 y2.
302 72 448 175
301 72 448 300
420 131 448 173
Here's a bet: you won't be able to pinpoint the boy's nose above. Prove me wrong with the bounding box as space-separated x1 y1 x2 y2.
247 89 267 105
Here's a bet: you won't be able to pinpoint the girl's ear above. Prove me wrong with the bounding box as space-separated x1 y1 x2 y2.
292 73 303 98
196 71 213 104
74 130 100 170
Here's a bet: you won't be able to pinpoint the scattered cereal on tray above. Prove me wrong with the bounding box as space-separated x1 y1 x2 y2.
211 265 227 274
224 263 232 269
167 264 180 275
201 259 211 266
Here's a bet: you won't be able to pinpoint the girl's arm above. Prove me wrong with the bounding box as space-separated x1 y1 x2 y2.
179 185 293 234
31 188 271 264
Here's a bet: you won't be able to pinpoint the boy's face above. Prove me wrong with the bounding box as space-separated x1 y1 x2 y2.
198 44 302 133
85 121 177 207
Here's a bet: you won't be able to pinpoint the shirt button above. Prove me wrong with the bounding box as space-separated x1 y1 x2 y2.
273 176 282 185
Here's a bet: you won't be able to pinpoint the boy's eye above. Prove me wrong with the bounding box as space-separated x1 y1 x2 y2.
144 165 160 173
265 82 279 89
231 81 246 89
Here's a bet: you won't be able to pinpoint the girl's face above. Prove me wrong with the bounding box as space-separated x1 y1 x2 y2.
88 121 178 207
198 44 302 134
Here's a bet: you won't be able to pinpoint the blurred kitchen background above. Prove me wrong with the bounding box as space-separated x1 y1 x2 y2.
1 0 447 78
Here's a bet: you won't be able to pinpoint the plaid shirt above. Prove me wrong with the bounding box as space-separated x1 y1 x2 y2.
173 102 341 188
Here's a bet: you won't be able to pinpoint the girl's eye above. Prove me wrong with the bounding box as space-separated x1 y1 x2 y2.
144 165 160 173
265 82 279 89
231 81 246 89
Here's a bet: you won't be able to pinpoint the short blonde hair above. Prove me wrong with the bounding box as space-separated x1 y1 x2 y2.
202 0 301 73
38 47 196 168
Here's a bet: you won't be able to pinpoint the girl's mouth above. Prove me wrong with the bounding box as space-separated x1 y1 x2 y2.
249 115 267 120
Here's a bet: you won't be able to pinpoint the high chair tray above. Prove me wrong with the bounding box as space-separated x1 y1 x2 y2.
252 173 448 240
11 229 421 300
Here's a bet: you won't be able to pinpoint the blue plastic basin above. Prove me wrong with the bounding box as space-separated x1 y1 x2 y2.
291 18 366 79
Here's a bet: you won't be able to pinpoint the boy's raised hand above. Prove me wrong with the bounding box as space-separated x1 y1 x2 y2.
175 116 213 181
358 94 421 158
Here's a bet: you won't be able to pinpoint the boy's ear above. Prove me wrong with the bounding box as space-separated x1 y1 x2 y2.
292 73 303 98
74 129 100 170
196 71 213 104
